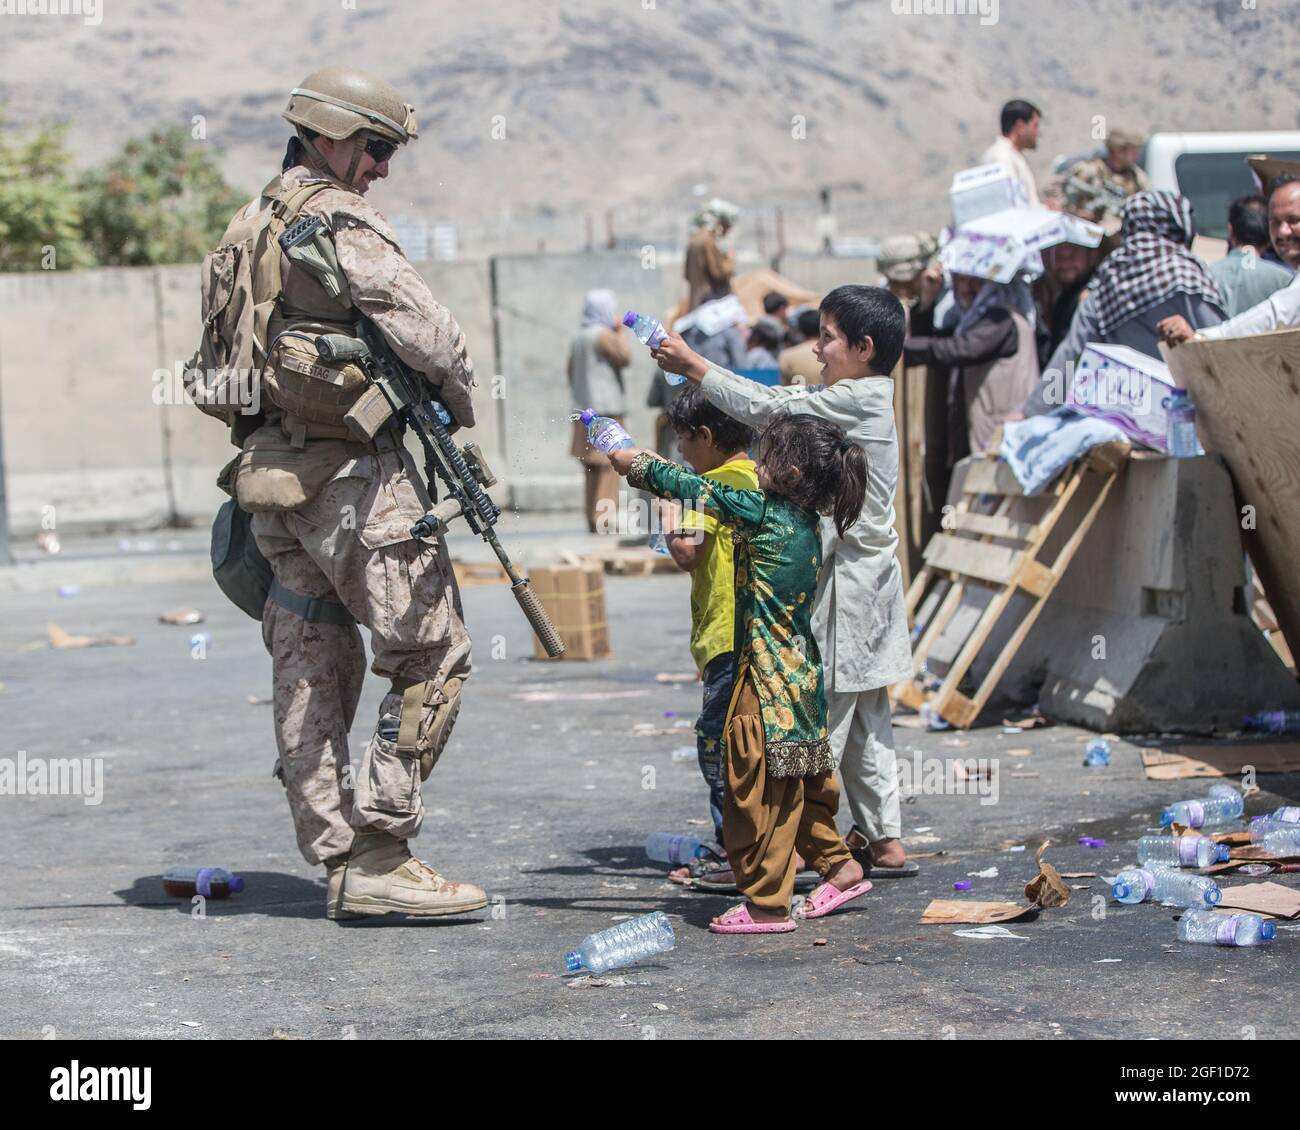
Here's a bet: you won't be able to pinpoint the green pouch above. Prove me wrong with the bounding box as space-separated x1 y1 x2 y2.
211 499 273 621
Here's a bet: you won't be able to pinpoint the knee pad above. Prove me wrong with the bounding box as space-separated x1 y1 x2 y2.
392 676 464 781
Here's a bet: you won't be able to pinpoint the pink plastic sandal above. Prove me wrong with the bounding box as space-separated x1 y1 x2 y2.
795 879 873 920
708 902 798 934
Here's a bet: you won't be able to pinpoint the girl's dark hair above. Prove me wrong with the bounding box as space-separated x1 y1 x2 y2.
758 415 867 539
665 384 755 453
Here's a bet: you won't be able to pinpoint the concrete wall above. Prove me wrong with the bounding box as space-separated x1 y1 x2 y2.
0 253 874 532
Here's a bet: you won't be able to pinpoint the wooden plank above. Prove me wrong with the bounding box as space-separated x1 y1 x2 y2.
950 512 1036 542
965 467 1122 721
961 457 1025 497
1164 331 1300 663
923 533 1021 588
1016 558 1055 598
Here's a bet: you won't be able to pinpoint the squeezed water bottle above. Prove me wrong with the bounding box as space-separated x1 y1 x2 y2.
162 865 245 899
579 408 635 454
1266 805 1300 824
1136 834 1229 868
1249 816 1293 844
1242 709 1300 734
625 310 684 385
565 911 675 973
1259 826 1300 857
1160 787 1244 829
1163 389 1199 457
1083 738 1111 767
1110 867 1221 908
1177 909 1275 947
645 832 708 866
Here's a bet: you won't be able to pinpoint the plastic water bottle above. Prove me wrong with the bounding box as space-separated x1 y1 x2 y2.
1136 834 1229 869
162 865 245 899
1083 738 1110 767
645 832 708 866
919 702 950 731
1242 709 1300 734
1177 909 1275 947
625 310 683 385
1259 826 1300 857
1249 816 1294 844
1160 787 1244 829
1110 867 1222 908
1270 806 1300 824
1163 389 1198 457
565 911 675 973
579 408 634 454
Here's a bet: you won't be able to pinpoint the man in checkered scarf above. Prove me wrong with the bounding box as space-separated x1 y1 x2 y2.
1020 190 1226 415
1091 191 1224 337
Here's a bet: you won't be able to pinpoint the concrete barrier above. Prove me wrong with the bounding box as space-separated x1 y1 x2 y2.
0 252 876 532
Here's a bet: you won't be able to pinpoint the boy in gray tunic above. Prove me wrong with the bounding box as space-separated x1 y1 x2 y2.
652 286 915 873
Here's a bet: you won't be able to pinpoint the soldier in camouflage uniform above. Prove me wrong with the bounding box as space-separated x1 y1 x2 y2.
1046 128 1151 235
216 68 487 920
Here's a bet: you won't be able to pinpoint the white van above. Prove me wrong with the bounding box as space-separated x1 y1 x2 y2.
1143 131 1300 239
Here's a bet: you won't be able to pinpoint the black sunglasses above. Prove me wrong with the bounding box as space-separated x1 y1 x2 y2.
364 137 397 163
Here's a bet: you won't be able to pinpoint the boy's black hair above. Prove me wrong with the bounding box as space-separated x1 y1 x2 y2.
758 415 867 539
1000 99 1041 136
665 384 754 453
763 291 790 316
819 285 906 374
795 307 822 339
1228 193 1270 249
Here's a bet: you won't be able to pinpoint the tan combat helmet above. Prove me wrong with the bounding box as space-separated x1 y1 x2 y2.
283 67 418 186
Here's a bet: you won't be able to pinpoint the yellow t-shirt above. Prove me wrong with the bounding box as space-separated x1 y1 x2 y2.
682 457 760 672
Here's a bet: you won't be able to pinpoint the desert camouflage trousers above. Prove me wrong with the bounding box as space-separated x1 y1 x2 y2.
251 444 472 866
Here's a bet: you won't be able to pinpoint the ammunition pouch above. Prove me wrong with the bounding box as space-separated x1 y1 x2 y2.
264 324 371 442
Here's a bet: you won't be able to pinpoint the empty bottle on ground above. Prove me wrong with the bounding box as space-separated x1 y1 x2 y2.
1259 825 1300 857
579 408 635 454
1110 867 1221 908
1136 834 1229 868
565 911 676 973
1083 738 1110 767
162 866 245 899
645 832 708 866
1160 786 1244 829
1177 909 1275 946
1242 709 1300 734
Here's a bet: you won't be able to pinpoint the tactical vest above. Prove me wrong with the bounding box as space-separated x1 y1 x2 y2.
191 174 371 447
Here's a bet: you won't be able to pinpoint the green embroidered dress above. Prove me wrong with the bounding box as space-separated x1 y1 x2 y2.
629 451 833 777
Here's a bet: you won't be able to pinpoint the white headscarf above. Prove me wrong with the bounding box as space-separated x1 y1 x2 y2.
581 289 618 328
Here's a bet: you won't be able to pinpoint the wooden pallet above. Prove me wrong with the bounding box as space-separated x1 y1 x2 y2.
892 442 1130 728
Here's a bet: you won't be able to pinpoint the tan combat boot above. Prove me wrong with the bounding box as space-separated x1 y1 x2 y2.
324 854 362 921
338 831 488 917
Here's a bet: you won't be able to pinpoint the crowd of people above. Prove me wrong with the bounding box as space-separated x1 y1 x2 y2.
560 100 1300 935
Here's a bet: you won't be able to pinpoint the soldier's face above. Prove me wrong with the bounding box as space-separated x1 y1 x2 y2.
1270 184 1300 268
316 135 390 194
1108 145 1139 172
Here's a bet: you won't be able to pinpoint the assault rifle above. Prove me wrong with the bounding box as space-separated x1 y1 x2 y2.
314 325 565 658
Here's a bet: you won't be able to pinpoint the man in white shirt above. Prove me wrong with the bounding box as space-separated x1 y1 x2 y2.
1159 176 1300 345
980 99 1042 207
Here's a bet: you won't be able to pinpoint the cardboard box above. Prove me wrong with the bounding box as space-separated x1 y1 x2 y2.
1070 342 1197 453
529 563 611 661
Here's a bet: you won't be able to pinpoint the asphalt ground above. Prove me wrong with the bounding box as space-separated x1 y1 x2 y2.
1 550 1298 1040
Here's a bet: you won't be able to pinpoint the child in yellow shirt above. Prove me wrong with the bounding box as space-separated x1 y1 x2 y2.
658 386 756 889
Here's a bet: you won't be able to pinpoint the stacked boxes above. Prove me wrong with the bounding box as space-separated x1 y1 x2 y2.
529 563 611 661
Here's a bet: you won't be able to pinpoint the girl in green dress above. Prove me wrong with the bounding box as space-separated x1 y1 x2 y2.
609 415 875 933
